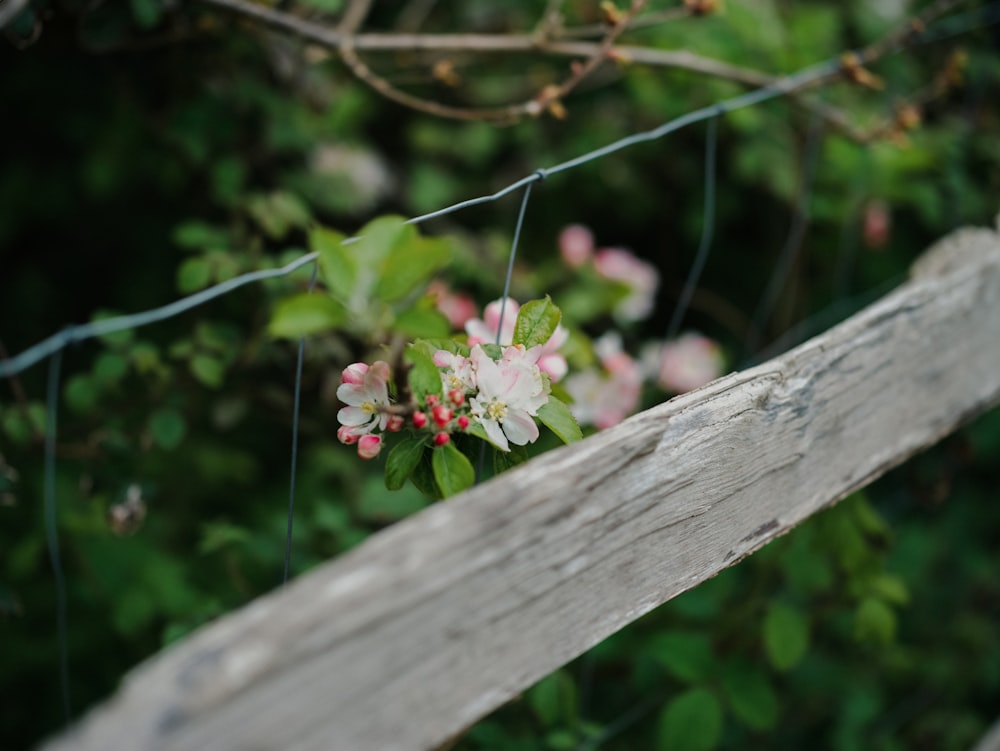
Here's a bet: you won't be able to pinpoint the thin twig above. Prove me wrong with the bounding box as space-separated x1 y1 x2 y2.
199 0 975 131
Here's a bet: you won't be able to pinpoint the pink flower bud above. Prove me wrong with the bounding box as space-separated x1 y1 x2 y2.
448 389 465 407
341 362 369 385
863 199 891 249
434 432 451 447
426 394 440 407
559 224 594 268
457 415 470 430
357 434 383 460
337 425 360 445
386 415 404 432
412 411 428 429
432 405 453 428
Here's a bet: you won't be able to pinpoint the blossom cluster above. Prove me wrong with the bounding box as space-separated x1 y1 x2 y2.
336 341 552 459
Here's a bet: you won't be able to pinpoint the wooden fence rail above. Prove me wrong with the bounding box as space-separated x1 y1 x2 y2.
44 224 1000 751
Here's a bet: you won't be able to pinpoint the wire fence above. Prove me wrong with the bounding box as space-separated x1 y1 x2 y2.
2 5 998 742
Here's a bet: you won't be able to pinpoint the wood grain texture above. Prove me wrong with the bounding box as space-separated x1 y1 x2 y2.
43 225 1000 751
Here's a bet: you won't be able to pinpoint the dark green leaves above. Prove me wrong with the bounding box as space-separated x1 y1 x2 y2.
431 442 475 497
763 603 810 670
722 663 779 731
658 688 723 751
536 397 582 445
385 437 427 491
649 631 714 683
513 296 561 348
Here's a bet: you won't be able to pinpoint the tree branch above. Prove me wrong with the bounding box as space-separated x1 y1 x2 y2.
199 0 976 130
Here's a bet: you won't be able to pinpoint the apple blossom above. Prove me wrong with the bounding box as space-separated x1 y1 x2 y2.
559 224 594 268
468 344 548 452
427 280 478 328
593 247 660 322
657 332 725 393
336 360 391 438
565 332 642 429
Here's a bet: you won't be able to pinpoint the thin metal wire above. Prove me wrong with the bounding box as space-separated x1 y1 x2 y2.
495 179 536 344
44 347 71 726
747 114 825 354
476 179 537 483
0 58 842 382
666 114 719 342
0 252 320 378
282 261 319 585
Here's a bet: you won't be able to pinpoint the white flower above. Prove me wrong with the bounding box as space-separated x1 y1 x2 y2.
336 360 391 438
434 350 476 395
469 345 548 452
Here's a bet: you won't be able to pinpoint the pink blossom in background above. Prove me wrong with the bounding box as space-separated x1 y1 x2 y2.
593 247 660 322
559 224 595 268
657 333 725 394
565 333 642 429
466 298 518 346
427 280 478 328
862 199 891 249
465 298 569 381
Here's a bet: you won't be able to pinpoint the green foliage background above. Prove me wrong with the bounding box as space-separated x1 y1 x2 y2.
1 0 999 748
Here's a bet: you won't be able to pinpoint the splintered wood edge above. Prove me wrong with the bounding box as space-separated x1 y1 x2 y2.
44 225 1000 751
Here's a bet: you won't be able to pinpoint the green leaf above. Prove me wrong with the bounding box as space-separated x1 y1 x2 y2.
527 669 577 727
385 437 428 491
763 603 810 671
868 573 910 606
65 374 99 414
405 345 444 399
177 257 212 293
198 521 251 554
722 663 779 731
312 226 354 301
657 688 723 751
432 442 475 497
394 304 452 339
93 352 129 385
357 215 415 265
268 293 345 339
513 296 562 349
374 236 451 302
410 451 443 500
130 0 162 29
173 220 230 251
247 190 311 239
648 631 715 683
492 443 529 475
854 596 897 645
190 355 225 389
298 0 343 10
149 408 186 451
536 397 582 445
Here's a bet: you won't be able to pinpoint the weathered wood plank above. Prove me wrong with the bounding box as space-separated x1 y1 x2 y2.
44 225 1000 751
